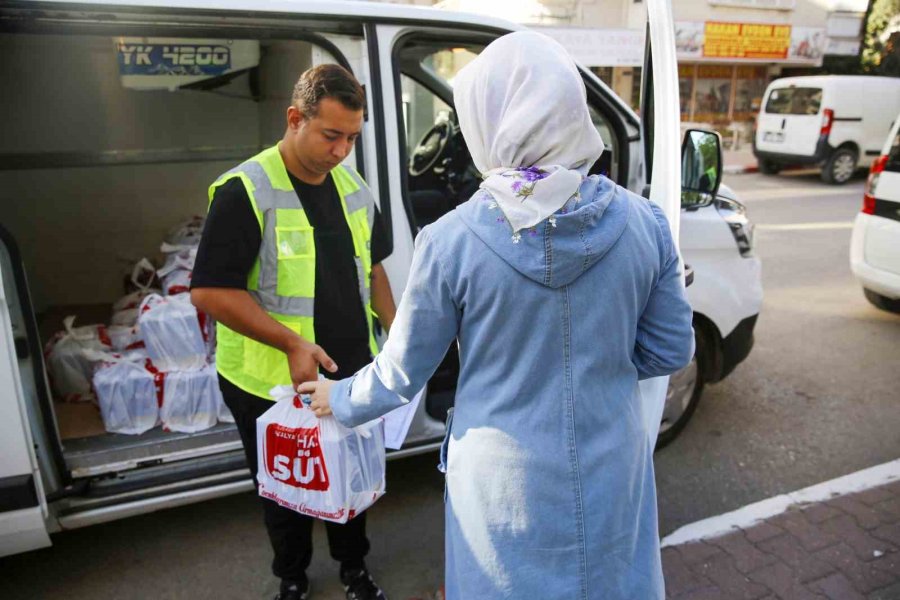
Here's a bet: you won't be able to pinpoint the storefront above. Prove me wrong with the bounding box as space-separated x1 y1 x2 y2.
675 20 827 142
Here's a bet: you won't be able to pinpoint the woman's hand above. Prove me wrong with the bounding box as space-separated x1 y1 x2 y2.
297 379 335 418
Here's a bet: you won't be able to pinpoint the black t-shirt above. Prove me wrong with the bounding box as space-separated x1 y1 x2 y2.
192 172 390 379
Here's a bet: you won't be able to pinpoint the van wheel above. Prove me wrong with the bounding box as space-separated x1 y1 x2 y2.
821 149 857 184
758 160 781 175
864 288 900 314
656 331 705 450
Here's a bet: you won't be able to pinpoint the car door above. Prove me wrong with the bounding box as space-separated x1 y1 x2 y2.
640 0 684 440
0 226 52 556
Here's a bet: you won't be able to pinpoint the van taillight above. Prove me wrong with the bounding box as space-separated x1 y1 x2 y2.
862 155 888 215
820 108 834 136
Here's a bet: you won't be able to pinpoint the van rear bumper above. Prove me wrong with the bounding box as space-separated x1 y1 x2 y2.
753 136 833 166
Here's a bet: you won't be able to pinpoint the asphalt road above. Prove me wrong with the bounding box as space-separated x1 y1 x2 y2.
4 170 899 600
656 170 900 535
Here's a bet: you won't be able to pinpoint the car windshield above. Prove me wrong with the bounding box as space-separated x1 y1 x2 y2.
764 87 822 115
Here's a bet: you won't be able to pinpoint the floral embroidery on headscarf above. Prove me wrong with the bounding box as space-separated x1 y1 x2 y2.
496 167 550 202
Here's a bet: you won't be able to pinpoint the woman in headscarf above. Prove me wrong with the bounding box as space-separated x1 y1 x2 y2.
300 31 694 599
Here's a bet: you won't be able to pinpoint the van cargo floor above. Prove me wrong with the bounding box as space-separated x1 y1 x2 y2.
63 423 243 478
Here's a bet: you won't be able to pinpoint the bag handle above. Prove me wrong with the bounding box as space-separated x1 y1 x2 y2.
130 258 157 292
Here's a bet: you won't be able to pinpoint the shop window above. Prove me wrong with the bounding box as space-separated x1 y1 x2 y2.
678 64 694 120
590 66 613 87
693 64 732 124
733 66 768 122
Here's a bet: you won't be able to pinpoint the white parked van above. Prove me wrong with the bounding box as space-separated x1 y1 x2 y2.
0 0 759 557
850 111 900 313
753 75 900 184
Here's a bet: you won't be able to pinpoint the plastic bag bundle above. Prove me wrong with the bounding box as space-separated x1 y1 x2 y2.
44 316 112 402
108 325 143 352
138 294 207 371
90 350 159 435
159 364 220 433
256 385 386 524
112 259 161 327
164 216 205 247
157 247 196 296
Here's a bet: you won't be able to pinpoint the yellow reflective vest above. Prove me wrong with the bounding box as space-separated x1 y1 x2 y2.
208 144 379 400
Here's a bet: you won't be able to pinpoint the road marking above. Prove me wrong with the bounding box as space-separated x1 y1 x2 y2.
661 458 900 548
737 187 864 201
756 221 853 231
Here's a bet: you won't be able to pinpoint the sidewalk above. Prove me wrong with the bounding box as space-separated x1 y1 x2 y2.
723 146 758 175
661 462 900 599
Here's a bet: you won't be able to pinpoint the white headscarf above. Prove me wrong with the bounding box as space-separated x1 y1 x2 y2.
454 31 605 233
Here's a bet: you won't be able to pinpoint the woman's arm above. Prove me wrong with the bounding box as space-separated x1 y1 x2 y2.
303 227 461 426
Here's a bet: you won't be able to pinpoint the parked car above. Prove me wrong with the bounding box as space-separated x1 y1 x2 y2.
0 0 755 556
850 112 900 313
753 75 900 184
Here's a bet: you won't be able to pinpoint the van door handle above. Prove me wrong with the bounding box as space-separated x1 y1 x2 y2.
781 119 786 130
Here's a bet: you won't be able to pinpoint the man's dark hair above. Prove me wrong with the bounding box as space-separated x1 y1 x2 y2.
292 63 365 117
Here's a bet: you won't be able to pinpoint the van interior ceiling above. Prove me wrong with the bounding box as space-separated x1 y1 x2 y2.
0 30 343 481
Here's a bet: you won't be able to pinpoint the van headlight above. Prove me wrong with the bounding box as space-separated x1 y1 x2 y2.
715 196 755 258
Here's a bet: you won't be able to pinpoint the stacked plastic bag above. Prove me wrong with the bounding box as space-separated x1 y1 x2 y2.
89 349 160 435
44 316 112 403
45 215 235 435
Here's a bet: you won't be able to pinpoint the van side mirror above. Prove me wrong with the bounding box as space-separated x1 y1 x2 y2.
681 129 723 208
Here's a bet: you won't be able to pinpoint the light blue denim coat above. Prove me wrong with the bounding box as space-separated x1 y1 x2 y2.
329 175 695 599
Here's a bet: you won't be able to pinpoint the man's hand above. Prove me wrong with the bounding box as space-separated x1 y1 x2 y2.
190 288 338 387
286 337 338 389
297 379 335 417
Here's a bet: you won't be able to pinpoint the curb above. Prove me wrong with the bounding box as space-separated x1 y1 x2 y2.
660 458 900 548
724 164 758 175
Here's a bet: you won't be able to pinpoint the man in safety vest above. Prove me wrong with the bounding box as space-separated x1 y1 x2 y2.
191 64 395 600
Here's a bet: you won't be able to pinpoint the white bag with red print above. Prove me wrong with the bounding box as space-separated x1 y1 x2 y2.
256 385 386 524
44 316 112 402
138 293 207 371
159 364 220 433
164 216 205 247
108 324 144 352
89 350 159 435
158 245 197 296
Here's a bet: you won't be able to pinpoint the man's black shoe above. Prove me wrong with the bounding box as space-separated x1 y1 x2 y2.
274 579 310 600
340 568 387 600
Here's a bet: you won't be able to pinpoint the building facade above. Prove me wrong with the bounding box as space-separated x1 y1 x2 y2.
426 0 868 142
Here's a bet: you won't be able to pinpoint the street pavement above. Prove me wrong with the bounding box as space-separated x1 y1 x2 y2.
2 169 899 599
663 478 900 599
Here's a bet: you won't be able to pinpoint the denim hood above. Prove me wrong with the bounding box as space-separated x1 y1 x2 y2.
456 175 630 289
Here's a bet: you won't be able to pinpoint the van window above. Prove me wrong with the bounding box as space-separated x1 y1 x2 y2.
764 87 823 116
395 40 622 230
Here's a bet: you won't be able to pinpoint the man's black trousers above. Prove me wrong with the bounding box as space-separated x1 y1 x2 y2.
219 375 370 585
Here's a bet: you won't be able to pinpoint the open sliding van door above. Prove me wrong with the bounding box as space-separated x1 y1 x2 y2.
0 227 51 556
639 0 684 441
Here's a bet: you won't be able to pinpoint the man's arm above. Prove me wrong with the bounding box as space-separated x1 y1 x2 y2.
191 288 337 386
370 263 396 333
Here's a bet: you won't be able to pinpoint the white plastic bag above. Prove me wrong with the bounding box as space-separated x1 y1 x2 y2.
89 350 159 435
112 259 161 326
108 325 143 351
110 308 140 327
157 247 196 296
256 385 386 524
159 364 220 433
164 216 205 247
44 316 112 402
138 293 207 371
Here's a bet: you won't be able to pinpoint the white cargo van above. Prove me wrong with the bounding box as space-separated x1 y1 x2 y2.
0 0 750 557
753 75 900 184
